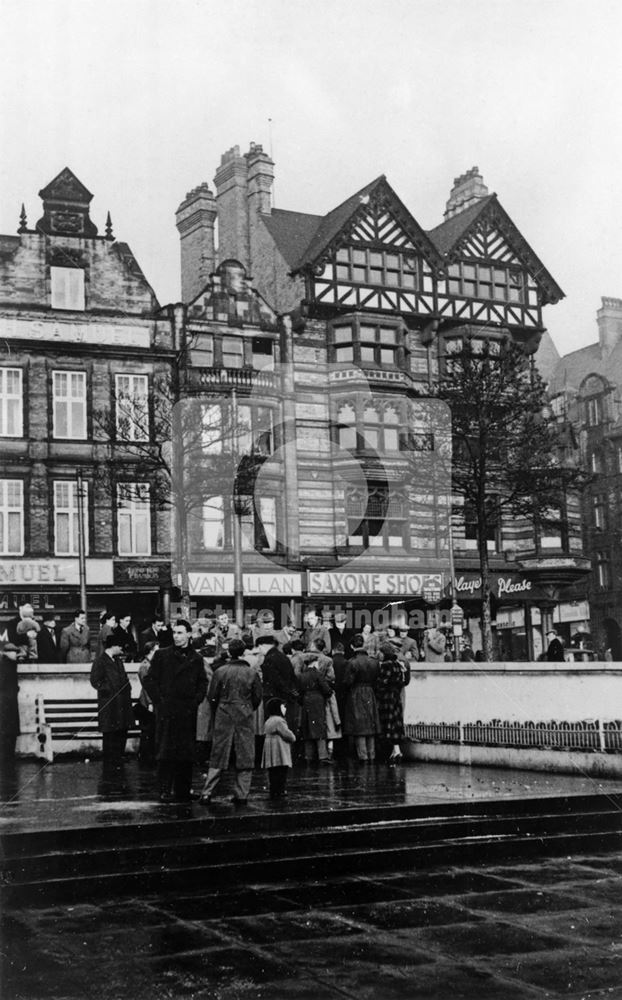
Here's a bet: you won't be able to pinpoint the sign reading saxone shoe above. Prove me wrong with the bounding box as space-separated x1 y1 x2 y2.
307 571 443 596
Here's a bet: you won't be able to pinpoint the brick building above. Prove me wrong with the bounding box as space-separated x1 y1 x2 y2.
0 168 173 637
548 297 622 657
175 145 589 657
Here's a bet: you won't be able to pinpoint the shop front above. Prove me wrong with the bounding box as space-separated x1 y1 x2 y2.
187 570 303 627
305 569 445 632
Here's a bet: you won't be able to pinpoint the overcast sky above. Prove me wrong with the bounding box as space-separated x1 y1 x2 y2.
1 0 620 356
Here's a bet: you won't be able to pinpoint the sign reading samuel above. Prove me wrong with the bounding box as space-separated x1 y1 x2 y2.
0 559 113 586
307 572 443 596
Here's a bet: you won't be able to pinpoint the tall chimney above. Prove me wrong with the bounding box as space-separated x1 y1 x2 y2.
213 145 249 268
246 142 274 215
175 183 217 303
597 297 622 356
444 166 489 220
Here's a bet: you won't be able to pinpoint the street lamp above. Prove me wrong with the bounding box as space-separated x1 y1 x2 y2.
76 472 87 613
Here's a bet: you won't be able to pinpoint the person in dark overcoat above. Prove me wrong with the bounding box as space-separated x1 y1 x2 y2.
0 644 21 759
343 635 381 763
90 635 134 767
139 613 172 655
60 610 91 663
37 613 62 663
142 621 207 802
259 637 300 735
297 657 333 764
328 612 355 659
545 630 565 663
376 642 409 764
200 638 263 805
112 615 139 662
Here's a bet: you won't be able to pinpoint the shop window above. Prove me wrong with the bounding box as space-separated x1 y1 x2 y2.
0 479 23 555
202 496 224 549
53 370 87 440
241 496 277 552
54 480 89 556
115 374 149 442
0 367 23 437
346 484 407 550
117 483 151 556
51 266 85 310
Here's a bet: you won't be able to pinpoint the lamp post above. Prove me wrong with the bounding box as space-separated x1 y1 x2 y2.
76 472 87 613
230 387 244 629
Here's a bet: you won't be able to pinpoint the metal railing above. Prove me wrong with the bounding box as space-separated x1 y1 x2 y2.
405 719 622 754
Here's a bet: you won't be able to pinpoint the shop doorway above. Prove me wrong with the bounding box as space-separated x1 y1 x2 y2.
603 618 622 660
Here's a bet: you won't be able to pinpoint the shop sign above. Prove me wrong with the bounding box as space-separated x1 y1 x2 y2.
188 572 302 597
454 574 532 598
0 558 113 587
307 571 443 597
114 562 171 587
0 316 150 349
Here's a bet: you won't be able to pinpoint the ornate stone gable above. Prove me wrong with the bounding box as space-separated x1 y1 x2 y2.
36 167 98 237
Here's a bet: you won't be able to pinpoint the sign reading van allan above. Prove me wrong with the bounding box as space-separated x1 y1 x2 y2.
188 572 302 597
307 571 443 597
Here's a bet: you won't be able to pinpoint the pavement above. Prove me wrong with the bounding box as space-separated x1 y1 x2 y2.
3 756 622 998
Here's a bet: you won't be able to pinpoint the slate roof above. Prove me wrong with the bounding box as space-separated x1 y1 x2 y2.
294 176 386 270
261 209 322 270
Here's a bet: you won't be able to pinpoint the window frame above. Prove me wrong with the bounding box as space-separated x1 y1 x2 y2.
115 373 149 443
52 370 87 440
334 246 420 290
345 484 408 551
0 478 24 555
446 261 525 303
116 482 151 556
53 480 89 556
0 367 23 437
331 316 405 369
50 266 86 311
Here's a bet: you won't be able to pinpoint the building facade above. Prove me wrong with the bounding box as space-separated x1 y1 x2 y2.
549 297 622 657
175 145 589 656
0 168 173 638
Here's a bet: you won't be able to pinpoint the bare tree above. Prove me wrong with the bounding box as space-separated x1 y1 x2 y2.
434 339 586 660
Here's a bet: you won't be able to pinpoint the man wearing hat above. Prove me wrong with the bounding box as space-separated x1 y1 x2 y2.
90 635 135 771
0 643 20 759
37 614 62 664
545 629 565 663
329 611 355 659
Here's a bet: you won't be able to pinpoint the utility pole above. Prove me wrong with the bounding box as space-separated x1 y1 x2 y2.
231 387 244 629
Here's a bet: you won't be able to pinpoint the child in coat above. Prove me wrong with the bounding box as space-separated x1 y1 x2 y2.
261 697 296 800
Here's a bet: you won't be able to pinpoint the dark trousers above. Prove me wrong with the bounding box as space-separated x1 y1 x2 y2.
102 730 127 762
268 766 288 799
158 760 193 801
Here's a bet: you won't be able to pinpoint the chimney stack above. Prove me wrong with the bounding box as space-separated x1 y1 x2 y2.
246 142 274 215
444 166 489 220
213 145 250 269
175 183 217 303
597 297 622 356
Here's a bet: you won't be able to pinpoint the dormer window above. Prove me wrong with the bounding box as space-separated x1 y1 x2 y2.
51 266 85 310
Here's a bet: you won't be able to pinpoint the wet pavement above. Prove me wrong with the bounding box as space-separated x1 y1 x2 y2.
3 756 622 998
2 754 622 834
5 850 622 998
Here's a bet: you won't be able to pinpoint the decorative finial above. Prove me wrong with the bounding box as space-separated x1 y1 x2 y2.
105 211 114 240
18 203 27 233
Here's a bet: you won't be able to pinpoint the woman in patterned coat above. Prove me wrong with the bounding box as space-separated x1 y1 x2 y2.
376 642 409 764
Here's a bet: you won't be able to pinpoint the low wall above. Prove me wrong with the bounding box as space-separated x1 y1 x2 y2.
403 661 622 776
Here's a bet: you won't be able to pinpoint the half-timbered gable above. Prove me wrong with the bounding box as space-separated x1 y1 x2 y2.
294 177 443 319
429 195 564 333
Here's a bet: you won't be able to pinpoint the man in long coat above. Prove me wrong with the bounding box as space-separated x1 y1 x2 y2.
142 621 206 802
90 635 134 768
343 635 381 763
0 643 21 759
60 610 91 663
200 638 263 805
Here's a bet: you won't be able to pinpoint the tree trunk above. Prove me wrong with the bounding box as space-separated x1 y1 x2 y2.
478 533 494 661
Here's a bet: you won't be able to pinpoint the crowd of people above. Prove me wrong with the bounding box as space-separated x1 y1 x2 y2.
85 606 418 805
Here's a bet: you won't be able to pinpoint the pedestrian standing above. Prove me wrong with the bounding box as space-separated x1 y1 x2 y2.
261 698 296 800
37 613 62 663
200 638 263 805
297 656 333 765
142 621 207 802
376 642 408 764
16 618 40 661
135 640 159 765
113 615 139 662
60 610 91 663
0 644 21 759
343 635 381 763
96 612 117 658
545 630 565 662
90 636 134 771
